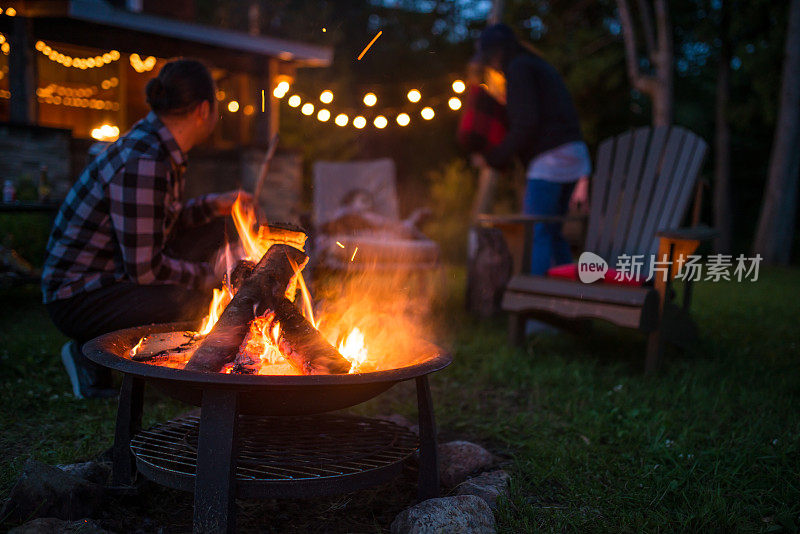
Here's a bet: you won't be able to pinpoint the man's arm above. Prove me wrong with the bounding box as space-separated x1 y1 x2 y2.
485 59 538 169
108 157 217 290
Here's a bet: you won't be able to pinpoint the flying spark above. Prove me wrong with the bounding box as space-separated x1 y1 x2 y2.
336 241 345 248
261 90 265 112
357 31 382 61
351 247 359 262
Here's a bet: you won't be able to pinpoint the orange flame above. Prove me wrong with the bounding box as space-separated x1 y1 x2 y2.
338 327 368 374
198 287 232 336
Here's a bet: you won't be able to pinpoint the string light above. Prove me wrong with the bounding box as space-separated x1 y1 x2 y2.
1 42 8 55
448 97 462 111
421 107 435 120
216 90 226 101
317 109 330 122
373 115 388 129
301 102 314 115
407 89 421 103
363 93 377 107
452 80 466 94
396 113 410 126
243 104 255 116
287 95 301 107
34 41 120 69
4 7 16 16
130 53 156 73
353 116 367 129
38 94 119 110
334 113 348 127
319 90 334 104
273 81 290 98
227 101 239 112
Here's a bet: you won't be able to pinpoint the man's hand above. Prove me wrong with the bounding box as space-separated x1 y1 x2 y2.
207 190 253 217
569 176 589 214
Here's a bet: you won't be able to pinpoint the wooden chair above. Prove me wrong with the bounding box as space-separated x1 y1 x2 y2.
310 159 440 274
479 126 715 373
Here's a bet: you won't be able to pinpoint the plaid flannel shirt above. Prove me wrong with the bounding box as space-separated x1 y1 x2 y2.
42 112 217 303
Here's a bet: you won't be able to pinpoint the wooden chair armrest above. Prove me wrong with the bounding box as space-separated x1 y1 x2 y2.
656 225 718 243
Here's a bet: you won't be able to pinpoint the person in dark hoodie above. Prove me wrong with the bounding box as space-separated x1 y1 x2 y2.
472 24 590 275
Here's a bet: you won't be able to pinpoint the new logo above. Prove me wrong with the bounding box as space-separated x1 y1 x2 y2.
578 252 608 283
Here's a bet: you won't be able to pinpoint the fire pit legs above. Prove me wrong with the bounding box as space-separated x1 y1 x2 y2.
415 376 440 500
112 375 144 487
193 389 239 534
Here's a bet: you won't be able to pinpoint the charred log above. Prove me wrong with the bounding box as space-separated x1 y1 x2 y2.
184 244 308 373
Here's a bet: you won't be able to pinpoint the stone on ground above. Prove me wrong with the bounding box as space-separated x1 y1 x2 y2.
455 470 511 509
390 495 495 534
0 459 105 523
438 441 494 487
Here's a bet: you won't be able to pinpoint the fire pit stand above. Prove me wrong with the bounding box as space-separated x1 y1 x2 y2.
84 323 450 534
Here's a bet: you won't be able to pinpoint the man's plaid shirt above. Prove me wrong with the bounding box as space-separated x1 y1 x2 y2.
42 112 217 303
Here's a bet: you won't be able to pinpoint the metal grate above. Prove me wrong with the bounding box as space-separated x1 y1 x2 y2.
130 413 419 483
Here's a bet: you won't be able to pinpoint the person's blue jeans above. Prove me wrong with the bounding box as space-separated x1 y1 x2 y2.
523 179 576 275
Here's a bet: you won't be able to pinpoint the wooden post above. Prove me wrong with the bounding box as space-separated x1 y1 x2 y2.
9 16 37 124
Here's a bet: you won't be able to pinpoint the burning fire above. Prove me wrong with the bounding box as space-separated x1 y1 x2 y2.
134 193 432 375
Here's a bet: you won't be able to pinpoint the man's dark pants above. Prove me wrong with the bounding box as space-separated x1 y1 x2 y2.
46 219 230 344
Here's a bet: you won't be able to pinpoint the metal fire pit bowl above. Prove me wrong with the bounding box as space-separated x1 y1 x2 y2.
83 322 452 416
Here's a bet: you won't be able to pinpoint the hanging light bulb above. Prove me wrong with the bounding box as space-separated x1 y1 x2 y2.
227 101 239 112
420 107 435 120
407 89 421 103
363 93 377 107
452 80 466 94
448 97 462 111
335 113 349 127
373 115 388 129
287 95 301 107
353 116 367 129
319 90 334 104
317 109 331 122
396 113 410 126
301 103 314 115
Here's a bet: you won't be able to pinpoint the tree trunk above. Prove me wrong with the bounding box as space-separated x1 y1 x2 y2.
714 2 733 253
753 0 800 264
616 0 673 126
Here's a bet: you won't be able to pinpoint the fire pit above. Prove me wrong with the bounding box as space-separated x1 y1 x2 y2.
84 321 451 533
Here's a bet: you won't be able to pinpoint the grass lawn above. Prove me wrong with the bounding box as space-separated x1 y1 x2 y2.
1 266 798 532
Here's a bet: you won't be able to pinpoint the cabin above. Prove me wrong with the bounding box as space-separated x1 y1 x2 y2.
0 0 331 221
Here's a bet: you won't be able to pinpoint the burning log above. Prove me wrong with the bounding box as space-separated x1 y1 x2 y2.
184 244 307 373
228 260 255 293
185 244 352 375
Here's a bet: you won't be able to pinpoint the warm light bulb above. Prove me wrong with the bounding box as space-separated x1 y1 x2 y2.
396 113 410 126
373 115 388 129
317 109 330 122
287 95 301 107
452 80 466 94
244 104 255 116
5 7 16 16
407 89 421 103
320 90 334 104
448 97 462 111
272 86 286 98
227 101 239 112
334 113 348 127
35 41 44 51
421 107 435 120
353 116 367 129
276 80 290 93
301 103 314 116
363 93 377 107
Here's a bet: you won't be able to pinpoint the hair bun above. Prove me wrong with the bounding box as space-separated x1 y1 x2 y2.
146 77 168 110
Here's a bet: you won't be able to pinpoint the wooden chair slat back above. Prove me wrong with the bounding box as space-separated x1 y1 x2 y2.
585 126 707 267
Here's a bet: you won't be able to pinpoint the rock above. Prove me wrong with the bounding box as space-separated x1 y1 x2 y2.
391 495 495 534
376 414 419 435
438 441 494 487
455 470 511 508
56 461 111 485
8 518 111 534
0 460 105 523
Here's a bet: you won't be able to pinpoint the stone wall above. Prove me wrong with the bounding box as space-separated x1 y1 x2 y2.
186 148 302 224
0 123 73 199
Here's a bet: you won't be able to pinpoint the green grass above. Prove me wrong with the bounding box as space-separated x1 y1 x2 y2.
1 268 799 532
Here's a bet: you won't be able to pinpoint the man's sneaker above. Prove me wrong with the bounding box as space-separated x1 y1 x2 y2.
60 341 117 399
